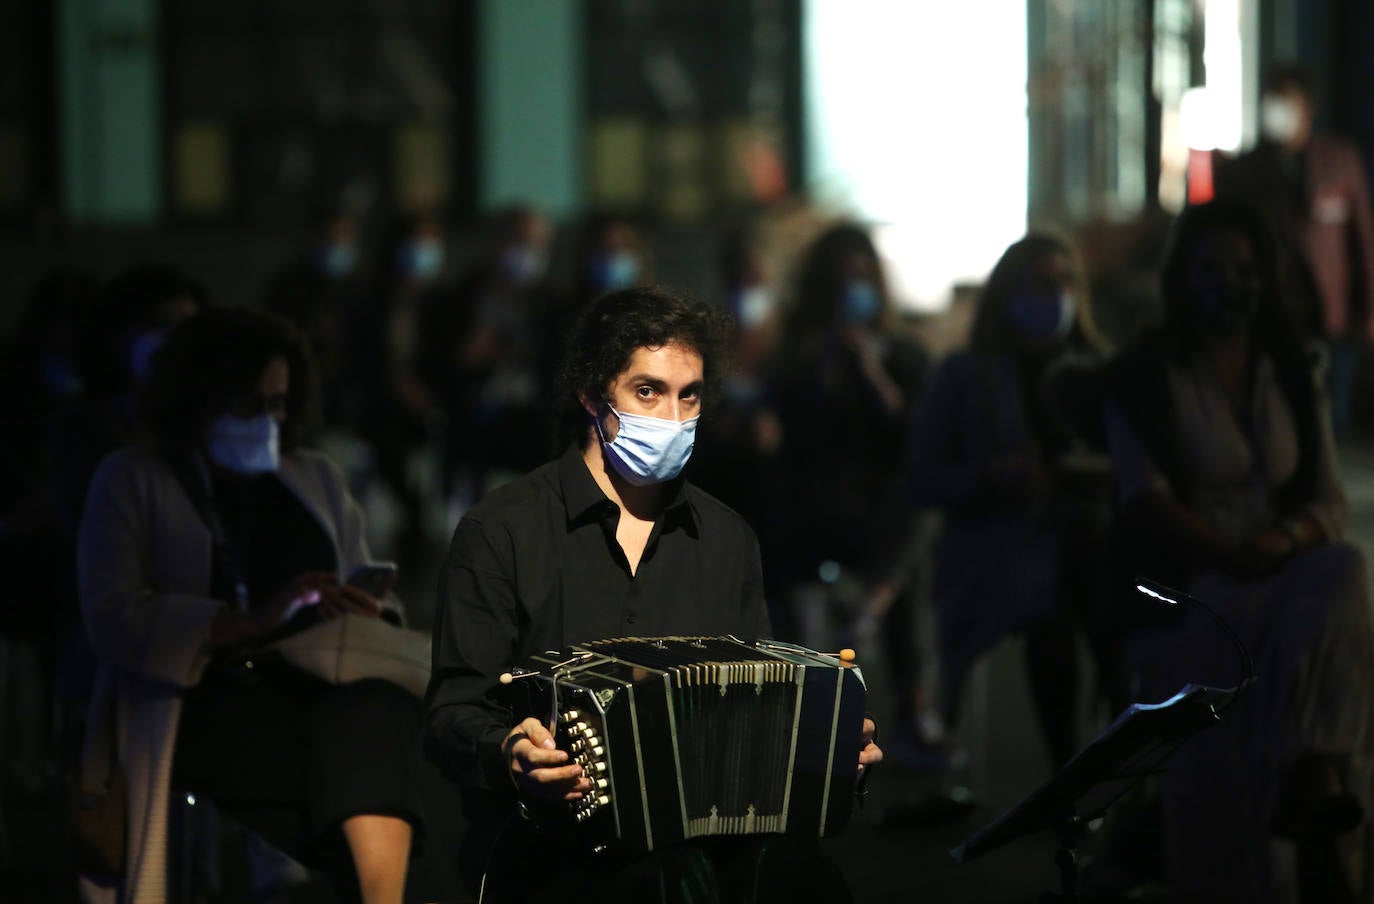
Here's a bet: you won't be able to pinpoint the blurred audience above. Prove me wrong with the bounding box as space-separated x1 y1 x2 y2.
1215 63 1374 440
351 212 452 564
690 224 787 596
0 269 97 871
574 213 651 305
50 266 206 538
40 266 209 742
263 205 369 427
908 233 1118 773
421 204 555 503
76 308 457 903
1 267 95 592
768 222 932 758
1104 199 1374 900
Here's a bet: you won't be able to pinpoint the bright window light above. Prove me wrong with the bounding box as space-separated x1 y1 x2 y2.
804 1 1028 312
1180 86 1223 151
1203 0 1244 152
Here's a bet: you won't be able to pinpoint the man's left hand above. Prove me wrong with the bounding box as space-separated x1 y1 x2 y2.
858 717 882 773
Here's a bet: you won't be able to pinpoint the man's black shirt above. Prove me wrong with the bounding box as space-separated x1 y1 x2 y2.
425 444 770 793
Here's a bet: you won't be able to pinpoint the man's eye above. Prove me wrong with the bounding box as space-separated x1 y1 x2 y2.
637 386 656 398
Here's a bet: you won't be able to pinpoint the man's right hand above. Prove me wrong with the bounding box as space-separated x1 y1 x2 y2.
505 718 591 802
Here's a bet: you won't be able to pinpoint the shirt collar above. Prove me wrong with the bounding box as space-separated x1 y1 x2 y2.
557 444 697 531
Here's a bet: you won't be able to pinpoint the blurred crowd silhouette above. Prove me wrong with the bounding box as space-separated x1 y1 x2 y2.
5 55 1374 903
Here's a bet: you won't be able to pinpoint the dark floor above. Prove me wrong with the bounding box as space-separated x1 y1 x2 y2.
823 594 1084 904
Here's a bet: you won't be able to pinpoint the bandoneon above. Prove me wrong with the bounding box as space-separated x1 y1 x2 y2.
505 636 867 853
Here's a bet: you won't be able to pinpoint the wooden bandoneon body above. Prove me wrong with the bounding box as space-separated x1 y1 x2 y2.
507 636 868 853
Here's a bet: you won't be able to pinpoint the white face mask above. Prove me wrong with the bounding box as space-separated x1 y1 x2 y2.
1261 96 1304 144
206 414 281 474
735 286 776 329
596 403 698 486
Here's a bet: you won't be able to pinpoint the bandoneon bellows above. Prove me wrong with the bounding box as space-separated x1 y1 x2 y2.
505 636 868 853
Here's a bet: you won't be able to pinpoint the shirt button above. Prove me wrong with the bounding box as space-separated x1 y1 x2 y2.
625 613 638 625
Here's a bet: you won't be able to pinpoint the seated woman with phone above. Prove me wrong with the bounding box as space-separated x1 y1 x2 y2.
77 308 447 904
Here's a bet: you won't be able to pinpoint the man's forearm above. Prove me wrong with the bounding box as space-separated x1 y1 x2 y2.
425 692 516 791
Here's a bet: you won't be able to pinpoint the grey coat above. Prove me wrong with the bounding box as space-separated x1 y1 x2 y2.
76 446 381 903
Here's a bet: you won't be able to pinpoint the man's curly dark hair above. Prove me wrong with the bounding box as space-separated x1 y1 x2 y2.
553 286 731 452
142 307 317 456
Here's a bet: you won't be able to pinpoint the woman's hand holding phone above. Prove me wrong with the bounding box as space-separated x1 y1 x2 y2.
337 562 398 620
208 571 337 647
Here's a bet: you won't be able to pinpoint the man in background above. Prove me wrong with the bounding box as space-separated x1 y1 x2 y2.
1216 62 1374 438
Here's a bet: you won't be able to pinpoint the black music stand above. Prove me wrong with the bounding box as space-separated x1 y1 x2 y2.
950 679 1250 898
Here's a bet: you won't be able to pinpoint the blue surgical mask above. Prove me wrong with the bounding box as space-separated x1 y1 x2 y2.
596 403 698 486
127 328 168 384
316 242 357 280
840 280 881 325
1007 290 1077 341
499 244 548 287
399 238 445 282
40 354 83 398
206 413 281 474
732 286 776 328
590 251 640 293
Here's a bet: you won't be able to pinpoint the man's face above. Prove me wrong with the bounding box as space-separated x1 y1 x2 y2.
588 343 704 441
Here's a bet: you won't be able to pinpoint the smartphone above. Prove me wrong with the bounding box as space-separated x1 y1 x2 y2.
346 561 398 597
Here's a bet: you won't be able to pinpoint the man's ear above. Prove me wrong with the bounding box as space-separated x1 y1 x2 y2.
577 391 599 420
